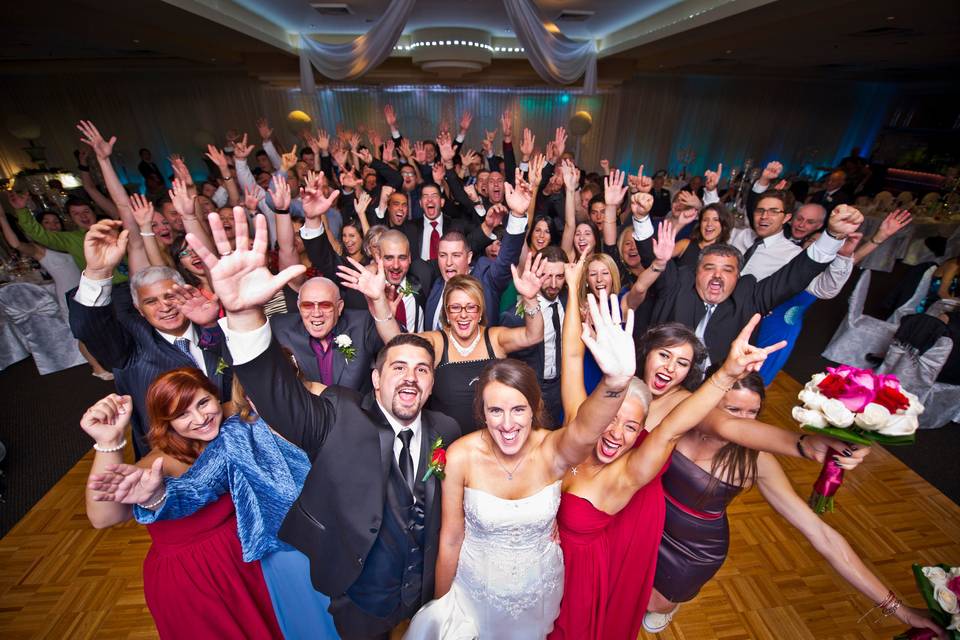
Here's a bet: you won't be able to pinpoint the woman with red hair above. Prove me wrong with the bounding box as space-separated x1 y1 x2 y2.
82 368 282 639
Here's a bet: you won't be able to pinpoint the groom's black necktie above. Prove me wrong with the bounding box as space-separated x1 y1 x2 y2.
397 429 415 495
742 237 764 265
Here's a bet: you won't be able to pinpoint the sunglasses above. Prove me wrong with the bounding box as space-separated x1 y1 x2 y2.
299 300 336 313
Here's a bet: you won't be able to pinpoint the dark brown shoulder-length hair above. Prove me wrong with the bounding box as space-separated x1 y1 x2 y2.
690 203 735 245
701 371 764 502
636 322 708 391
147 367 220 464
473 359 551 430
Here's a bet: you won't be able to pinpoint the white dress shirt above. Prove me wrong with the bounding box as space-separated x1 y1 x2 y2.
395 277 422 333
156 323 209 377
218 317 422 475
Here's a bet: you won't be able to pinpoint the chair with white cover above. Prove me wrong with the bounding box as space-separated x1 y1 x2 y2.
878 318 960 429
889 266 936 323
822 270 933 368
0 282 85 374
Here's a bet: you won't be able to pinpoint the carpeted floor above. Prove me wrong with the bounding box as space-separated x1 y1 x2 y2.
0 265 956 539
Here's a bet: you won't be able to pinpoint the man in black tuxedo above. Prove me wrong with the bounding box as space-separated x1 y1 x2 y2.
808 170 851 210
649 170 672 217
188 209 461 639
634 204 862 366
498 245 568 426
270 276 382 392
68 220 230 458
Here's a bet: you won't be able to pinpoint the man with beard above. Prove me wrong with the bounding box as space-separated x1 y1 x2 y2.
634 204 862 366
187 208 461 639
498 245 568 425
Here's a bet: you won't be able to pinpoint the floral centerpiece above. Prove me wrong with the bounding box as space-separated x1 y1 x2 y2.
894 564 960 639
791 365 924 513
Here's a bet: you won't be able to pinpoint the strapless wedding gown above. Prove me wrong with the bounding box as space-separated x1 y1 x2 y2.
405 481 564 639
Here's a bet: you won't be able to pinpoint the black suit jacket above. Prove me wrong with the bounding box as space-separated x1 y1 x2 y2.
809 188 851 211
649 250 830 364
67 284 231 458
234 337 461 598
270 309 382 392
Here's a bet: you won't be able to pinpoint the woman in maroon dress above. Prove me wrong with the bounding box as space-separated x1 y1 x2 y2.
83 368 282 639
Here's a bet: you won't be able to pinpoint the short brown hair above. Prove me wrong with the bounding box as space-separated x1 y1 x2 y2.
147 367 220 464
441 274 485 328
754 189 795 214
374 333 436 371
473 359 551 429
690 204 735 245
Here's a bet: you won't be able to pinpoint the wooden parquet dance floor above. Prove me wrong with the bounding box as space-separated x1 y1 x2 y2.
0 372 957 639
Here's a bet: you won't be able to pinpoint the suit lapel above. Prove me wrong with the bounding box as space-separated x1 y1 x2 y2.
362 393 396 485
330 319 349 385
420 419 440 517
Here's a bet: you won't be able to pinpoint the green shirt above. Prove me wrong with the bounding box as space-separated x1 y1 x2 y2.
16 208 128 284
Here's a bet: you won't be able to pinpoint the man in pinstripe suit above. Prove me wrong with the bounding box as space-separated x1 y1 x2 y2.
68 220 230 458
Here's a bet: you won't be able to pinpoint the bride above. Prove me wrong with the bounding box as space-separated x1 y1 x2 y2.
404 291 636 639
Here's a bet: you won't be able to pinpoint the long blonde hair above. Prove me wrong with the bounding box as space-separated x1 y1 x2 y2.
578 253 622 308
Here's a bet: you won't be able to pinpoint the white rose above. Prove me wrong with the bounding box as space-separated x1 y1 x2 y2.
854 402 891 431
820 399 855 428
934 584 960 614
792 406 828 428
334 334 352 348
923 566 949 585
876 413 918 436
901 389 925 416
949 612 960 632
949 567 960 580
810 373 826 386
798 387 827 411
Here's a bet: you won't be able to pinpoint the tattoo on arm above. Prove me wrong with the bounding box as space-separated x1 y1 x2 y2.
604 390 623 398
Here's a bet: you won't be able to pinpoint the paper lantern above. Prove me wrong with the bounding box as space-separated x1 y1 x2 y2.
568 111 592 136
6 115 41 140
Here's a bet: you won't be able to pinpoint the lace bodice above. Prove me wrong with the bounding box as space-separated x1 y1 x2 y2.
456 482 563 620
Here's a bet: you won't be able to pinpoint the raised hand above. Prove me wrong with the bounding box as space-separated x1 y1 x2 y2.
464 184 480 204
355 190 372 217
268 174 292 211
511 251 546 300
504 169 533 214
77 120 116 160
338 255 386 301
759 161 783 186
331 145 348 168
604 168 628 207
581 292 636 385
369 130 383 154
83 219 128 278
243 185 261 212
827 204 864 239
281 145 298 172
635 164 652 193
88 459 165 506
485 203 507 229
302 185 340 221
339 169 360 191
719 313 786 380
233 133 253 160
874 208 912 243
431 162 445 185
460 148 480 169
383 104 398 128
169 154 192 184
348 132 361 151
563 250 589 297
675 191 702 226
378 185 396 210
630 192 654 218
398 137 413 159
205 145 230 176
169 178 196 218
704 162 723 191
357 147 374 165
437 132 456 163
80 394 132 449
837 232 863 258
652 219 677 263
382 139 396 163
520 128 535 158
528 154 546 187
500 110 513 140
553 127 567 158
459 110 473 132
414 141 428 164
560 159 579 192
599 158 610 175
316 129 330 153
185 208 306 314
129 193 156 228
169 283 220 326
256 117 273 141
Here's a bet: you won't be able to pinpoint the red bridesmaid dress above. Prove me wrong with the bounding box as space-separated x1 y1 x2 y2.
549 431 669 640
142 494 282 639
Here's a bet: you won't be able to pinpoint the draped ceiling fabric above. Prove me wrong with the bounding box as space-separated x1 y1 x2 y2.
298 0 416 92
503 0 598 94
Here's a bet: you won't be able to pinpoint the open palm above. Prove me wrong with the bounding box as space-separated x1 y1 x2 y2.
582 292 636 383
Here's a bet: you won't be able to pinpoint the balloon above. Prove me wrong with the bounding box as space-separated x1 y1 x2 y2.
287 110 312 132
567 110 592 136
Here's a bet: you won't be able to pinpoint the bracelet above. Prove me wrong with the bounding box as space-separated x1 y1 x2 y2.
373 314 394 323
222 175 233 181
275 208 289 214
523 302 542 318
858 590 901 623
651 265 665 273
825 228 846 241
796 434 808 459
708 374 733 393
868 236 882 245
78 164 90 172
139 231 156 237
93 439 127 453
138 491 167 510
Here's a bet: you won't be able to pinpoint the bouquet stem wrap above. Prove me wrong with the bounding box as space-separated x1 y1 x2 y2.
808 447 845 514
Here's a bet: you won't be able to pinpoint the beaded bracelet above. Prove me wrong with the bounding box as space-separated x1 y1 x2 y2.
139 491 167 510
708 374 733 393
93 439 127 453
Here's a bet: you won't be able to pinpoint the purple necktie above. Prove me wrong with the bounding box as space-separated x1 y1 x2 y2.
310 337 334 385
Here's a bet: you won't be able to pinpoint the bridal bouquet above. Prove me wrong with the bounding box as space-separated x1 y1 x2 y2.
791 365 924 513
894 564 960 639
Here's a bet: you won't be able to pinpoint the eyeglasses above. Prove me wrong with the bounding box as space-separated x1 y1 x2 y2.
446 303 481 315
299 300 336 313
401 172 416 178
754 207 785 217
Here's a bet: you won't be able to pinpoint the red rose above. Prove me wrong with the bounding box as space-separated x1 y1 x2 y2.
817 373 848 399
873 386 910 413
431 448 446 467
948 575 960 597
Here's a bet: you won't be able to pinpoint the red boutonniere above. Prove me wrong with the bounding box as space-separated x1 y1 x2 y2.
422 436 446 481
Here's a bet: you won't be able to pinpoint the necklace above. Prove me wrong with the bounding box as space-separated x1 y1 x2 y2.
486 432 531 480
449 330 482 357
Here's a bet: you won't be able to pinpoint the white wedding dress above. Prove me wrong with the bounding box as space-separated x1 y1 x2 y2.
405 481 564 639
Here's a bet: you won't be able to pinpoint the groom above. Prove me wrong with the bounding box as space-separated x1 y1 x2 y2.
189 208 461 639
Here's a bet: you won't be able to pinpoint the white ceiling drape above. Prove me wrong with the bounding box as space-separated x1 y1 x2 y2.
503 0 597 94
298 0 416 91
